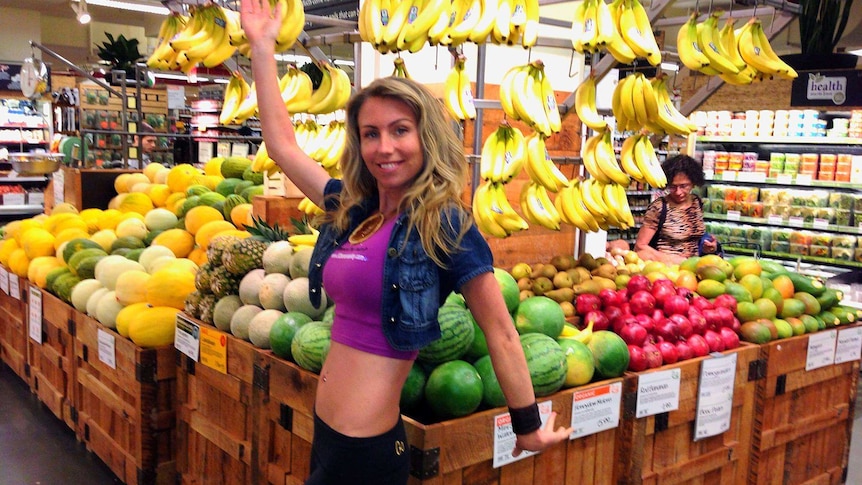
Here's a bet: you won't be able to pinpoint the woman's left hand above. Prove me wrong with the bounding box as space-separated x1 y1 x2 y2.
240 0 283 46
512 412 573 457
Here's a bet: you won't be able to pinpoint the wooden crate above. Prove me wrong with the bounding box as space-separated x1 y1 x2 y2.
748 330 860 485
26 287 77 430
616 344 761 485
73 312 176 485
253 350 623 485
176 324 259 484
0 272 28 381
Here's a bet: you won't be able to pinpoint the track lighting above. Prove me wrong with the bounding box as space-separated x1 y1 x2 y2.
71 0 91 24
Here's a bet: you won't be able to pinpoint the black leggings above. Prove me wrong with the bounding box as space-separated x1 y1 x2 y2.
306 412 410 485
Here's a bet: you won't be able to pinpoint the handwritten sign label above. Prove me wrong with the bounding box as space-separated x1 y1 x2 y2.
694 353 737 440
570 382 622 439
28 286 42 343
835 326 862 364
636 368 681 418
97 328 117 369
806 329 837 371
493 401 553 468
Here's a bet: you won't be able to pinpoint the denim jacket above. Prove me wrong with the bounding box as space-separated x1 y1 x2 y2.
307 179 493 351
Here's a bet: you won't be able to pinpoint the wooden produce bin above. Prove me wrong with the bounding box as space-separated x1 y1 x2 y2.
26 286 77 430
73 312 176 485
253 350 623 485
48 166 140 212
748 328 860 485
616 343 761 485
0 271 29 381
176 323 259 484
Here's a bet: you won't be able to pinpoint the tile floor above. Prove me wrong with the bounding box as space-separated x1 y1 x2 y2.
1 360 861 484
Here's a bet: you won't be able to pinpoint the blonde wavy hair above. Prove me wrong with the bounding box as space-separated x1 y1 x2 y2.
322 76 471 266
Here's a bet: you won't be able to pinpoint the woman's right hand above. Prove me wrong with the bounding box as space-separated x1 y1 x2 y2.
240 0 283 46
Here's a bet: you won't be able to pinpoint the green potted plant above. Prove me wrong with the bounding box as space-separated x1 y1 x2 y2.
788 0 857 70
95 33 145 83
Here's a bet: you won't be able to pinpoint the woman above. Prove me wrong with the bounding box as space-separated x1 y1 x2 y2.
240 1 571 484
635 154 718 265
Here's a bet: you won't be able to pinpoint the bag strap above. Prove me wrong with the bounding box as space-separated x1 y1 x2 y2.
648 197 667 249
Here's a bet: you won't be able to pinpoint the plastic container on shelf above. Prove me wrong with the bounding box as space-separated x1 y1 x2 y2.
789 243 810 256
835 209 851 226
810 245 830 257
833 247 853 260
771 241 791 253
832 235 857 249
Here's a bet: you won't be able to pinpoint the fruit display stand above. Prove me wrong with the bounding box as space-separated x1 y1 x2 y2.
748 326 860 484
252 195 305 229
26 285 77 430
73 311 176 485
253 348 625 485
615 343 760 484
0 270 29 381
48 165 141 212
175 322 259 484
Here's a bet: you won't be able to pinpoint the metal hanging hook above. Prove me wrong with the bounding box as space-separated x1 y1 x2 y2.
568 49 579 78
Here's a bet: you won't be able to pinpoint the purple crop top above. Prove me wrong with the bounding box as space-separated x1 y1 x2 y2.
322 216 420 360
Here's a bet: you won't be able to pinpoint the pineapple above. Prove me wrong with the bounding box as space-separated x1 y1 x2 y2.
199 294 217 324
195 262 214 293
210 266 240 298
247 215 291 242
184 290 204 319
223 238 268 275
207 234 241 266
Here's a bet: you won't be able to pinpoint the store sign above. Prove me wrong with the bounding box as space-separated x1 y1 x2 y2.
303 0 359 30
0 61 50 93
791 70 862 107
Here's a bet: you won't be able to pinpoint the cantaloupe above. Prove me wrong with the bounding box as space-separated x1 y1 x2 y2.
248 309 284 349
283 277 328 319
263 241 293 275
230 304 263 341
289 247 313 279
239 269 266 306
259 273 290 311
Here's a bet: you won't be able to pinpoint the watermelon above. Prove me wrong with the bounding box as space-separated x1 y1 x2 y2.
186 184 211 197
233 180 255 196
270 311 313 360
240 185 264 201
587 331 630 379
520 333 567 397
178 196 201 217
215 178 245 197
463 312 490 361
62 238 104 264
473 354 506 408
242 166 264 184
514 296 565 338
424 360 483 420
291 321 332 373
400 363 427 413
417 304 474 365
493 268 520 314
221 156 252 179
222 194 247 219
198 192 227 207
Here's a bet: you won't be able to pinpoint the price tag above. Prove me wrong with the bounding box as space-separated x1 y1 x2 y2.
199 326 228 374
635 368 681 418
704 170 715 180
3 193 25 205
0 266 8 295
198 141 213 163
174 313 201 361
693 353 737 440
217 142 231 158
9 275 20 300
722 171 738 181
737 172 765 183
28 286 42 343
492 401 553 468
806 329 837 371
97 328 117 369
788 216 804 227
53 168 64 204
813 218 829 230
230 143 249 158
570 382 622 439
726 210 741 221
835 327 862 364
796 174 812 185
775 174 793 185
767 215 784 225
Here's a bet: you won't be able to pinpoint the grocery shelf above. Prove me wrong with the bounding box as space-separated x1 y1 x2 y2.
705 213 862 236
724 246 862 270
0 205 44 215
706 173 861 190
697 136 862 145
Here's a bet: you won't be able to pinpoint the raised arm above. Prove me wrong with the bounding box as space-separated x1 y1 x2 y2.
240 0 330 206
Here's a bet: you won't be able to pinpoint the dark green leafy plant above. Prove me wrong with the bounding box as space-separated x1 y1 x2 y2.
799 0 854 54
95 33 143 72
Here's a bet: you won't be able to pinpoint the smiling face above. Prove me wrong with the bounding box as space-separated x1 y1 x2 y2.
357 96 424 203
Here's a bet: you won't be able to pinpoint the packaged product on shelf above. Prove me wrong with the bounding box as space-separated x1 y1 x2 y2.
855 248 862 263
812 233 834 247
784 153 801 174
702 150 716 171
800 153 819 174
837 153 853 170
828 193 854 210
715 151 729 172
771 241 791 253
853 194 862 212
711 199 727 214
730 225 747 242
833 247 853 260
746 226 771 246
707 184 726 200
817 169 835 181
810 245 830 257
701 199 711 213
789 230 814 246
835 209 851 226
772 228 792 243
744 201 763 218
832 235 857 249
814 207 835 223
728 152 744 171
789 206 804 219
789 243 810 256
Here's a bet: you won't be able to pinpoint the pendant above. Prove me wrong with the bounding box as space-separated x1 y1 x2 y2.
348 213 385 245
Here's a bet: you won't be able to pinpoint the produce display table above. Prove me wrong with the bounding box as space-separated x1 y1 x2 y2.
0 272 28 381
74 312 176 485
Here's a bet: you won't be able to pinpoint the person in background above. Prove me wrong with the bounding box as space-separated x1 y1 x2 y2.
240 1 572 484
130 122 157 168
635 154 719 265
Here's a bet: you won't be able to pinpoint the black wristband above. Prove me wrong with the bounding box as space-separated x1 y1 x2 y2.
508 402 541 435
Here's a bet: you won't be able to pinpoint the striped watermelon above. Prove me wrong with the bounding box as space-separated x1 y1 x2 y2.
220 156 252 179
291 321 332 373
418 304 474 365
198 192 226 207
520 333 567 397
222 194 247 219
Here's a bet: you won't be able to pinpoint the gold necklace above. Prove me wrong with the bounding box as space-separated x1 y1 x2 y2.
348 213 386 245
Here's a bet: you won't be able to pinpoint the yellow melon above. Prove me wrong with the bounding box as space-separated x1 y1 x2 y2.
154 167 171 185
119 211 145 223
151 229 195 258
119 192 155 215
230 203 254 229
12 219 44 245
52 216 90 236
114 173 133 193
43 213 78 234
0 238 20 266
148 184 171 207
3 220 23 242
51 202 79 214
115 302 152 337
195 220 237 248
53 227 90 251
78 208 103 233
115 218 149 240
128 306 181 347
152 257 198 276
114 269 152 306
166 164 200 193
145 267 195 309
97 209 124 231
8 248 30 277
215 229 251 240
143 162 166 182
108 193 126 210
184 206 224 235
123 173 151 193
90 229 118 252
203 157 224 177
130 182 152 193
28 256 65 288
21 228 56 259
187 247 208 266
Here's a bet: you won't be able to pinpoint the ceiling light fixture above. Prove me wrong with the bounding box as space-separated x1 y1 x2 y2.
86 0 171 15
71 0 91 24
660 62 680 72
849 48 862 57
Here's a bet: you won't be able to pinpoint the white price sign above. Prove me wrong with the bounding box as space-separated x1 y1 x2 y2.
636 368 681 418
97 328 117 369
767 215 784 225
492 401 553 468
806 330 837 371
813 219 830 230
53 168 64 204
570 382 622 439
9 274 20 300
796 174 812 185
721 171 738 181
174 313 201 361
693 353 737 440
726 210 741 221
28 286 42 343
788 217 804 227
834 327 862 364
775 174 793 185
0 266 8 295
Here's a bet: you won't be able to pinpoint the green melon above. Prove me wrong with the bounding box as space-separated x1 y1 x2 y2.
62 238 104 264
291 321 332 373
587 331 630 379
230 304 264 341
198 192 226 208
240 185 265 201
53 273 82 303
68 248 109 276
242 167 264 185
110 236 146 253
473 354 506 408
520 332 567 396
514 296 565 338
233 180 255 196
221 157 252 179
417 304 474 365
125 248 145 262
46 267 72 294
424 360 483 420
215 178 245 197
269 311 313 360
186 184 211 197
400 363 428 413
75 255 105 280
222 194 247 220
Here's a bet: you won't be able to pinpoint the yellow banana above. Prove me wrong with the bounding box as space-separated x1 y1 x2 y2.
498 64 522 121
403 0 449 45
719 17 747 72
570 0 589 52
567 181 600 231
574 75 607 131
579 178 609 221
443 60 466 120
479 127 501 180
737 19 786 76
491 0 513 44
634 134 666 188
502 126 527 182
581 132 611 184
288 234 319 246
594 128 630 187
383 0 413 48
275 0 305 51
536 62 562 134
488 182 529 234
677 13 711 72
520 0 539 48
630 0 661 65
752 20 798 79
232 81 259 124
305 63 337 114
697 12 740 75
473 182 510 238
522 182 561 231
619 134 644 183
